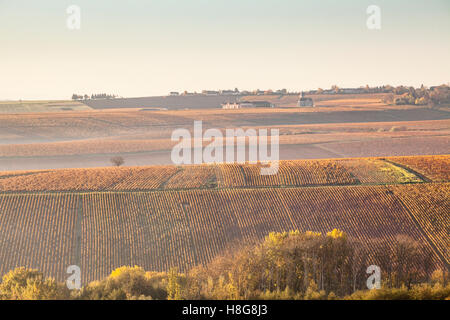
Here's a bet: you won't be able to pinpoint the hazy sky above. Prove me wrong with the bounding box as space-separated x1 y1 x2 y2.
1 0 449 100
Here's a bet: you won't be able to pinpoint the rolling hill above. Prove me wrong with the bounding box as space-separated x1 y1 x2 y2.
0 155 448 284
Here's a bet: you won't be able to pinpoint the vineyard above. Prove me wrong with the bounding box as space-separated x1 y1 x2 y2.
391 183 450 264
0 155 448 283
337 159 422 184
217 160 357 188
0 166 178 192
163 165 217 189
389 155 450 182
1 155 448 192
0 193 78 281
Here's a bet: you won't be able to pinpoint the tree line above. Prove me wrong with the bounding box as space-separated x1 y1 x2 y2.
0 229 448 300
386 84 450 107
310 84 450 107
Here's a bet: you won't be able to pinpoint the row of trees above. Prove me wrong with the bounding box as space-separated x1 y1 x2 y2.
313 84 450 107
0 230 448 300
389 85 450 107
182 230 443 299
71 93 117 100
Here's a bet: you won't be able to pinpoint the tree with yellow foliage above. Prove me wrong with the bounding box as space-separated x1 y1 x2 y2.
0 267 69 300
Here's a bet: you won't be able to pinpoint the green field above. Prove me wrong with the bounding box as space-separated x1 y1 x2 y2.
0 100 92 113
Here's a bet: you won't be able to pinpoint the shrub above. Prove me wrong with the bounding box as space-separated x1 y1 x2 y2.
0 267 69 300
110 156 125 167
79 266 167 300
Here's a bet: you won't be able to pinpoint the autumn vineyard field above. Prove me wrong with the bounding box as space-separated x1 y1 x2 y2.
1 156 447 192
0 155 448 284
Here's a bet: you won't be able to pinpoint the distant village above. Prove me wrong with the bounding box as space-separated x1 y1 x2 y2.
71 84 449 109
168 86 386 109
171 84 450 109
167 85 423 97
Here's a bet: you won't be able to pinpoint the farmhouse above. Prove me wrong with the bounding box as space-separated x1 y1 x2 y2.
341 88 365 94
222 101 274 109
220 90 238 95
243 101 274 108
202 90 219 95
297 93 314 107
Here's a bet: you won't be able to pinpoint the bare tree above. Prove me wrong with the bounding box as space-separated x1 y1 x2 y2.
110 156 124 167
